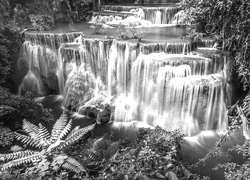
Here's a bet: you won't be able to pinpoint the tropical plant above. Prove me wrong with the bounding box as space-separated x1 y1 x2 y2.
87 137 120 162
0 113 96 178
0 126 14 149
0 87 54 128
189 93 250 179
180 0 250 90
96 127 199 180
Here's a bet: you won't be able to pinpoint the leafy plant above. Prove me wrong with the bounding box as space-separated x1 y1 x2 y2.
0 126 14 149
0 113 96 178
0 87 54 128
181 0 250 90
96 127 198 180
87 137 120 162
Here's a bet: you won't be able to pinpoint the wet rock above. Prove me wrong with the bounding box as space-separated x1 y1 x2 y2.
78 105 99 118
78 97 114 125
97 104 112 125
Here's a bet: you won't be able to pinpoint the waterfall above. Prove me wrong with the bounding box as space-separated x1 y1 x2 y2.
112 52 228 136
143 7 179 24
18 1 230 136
101 5 180 24
18 32 84 95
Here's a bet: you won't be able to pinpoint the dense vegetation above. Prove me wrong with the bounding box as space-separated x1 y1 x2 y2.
0 0 93 89
181 0 250 90
180 0 250 179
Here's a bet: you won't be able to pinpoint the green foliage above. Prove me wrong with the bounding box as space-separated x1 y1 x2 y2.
0 0 12 85
213 94 250 180
0 114 96 179
189 93 250 179
0 87 54 127
29 14 55 31
87 137 120 162
0 126 14 148
97 127 194 180
181 0 250 90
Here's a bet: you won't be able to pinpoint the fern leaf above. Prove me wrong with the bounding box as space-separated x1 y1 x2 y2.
106 142 120 159
62 157 86 174
60 123 96 149
1 153 41 171
93 138 105 152
58 119 72 140
38 123 51 146
88 151 100 161
0 150 37 161
50 112 68 143
14 132 41 148
22 119 39 139
67 125 80 138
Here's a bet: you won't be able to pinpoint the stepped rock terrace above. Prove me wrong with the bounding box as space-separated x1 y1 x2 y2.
17 1 231 137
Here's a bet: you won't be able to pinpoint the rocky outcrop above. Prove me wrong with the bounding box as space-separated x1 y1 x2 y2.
78 95 114 124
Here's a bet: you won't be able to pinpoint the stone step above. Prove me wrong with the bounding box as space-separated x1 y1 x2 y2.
24 32 83 49
136 53 224 75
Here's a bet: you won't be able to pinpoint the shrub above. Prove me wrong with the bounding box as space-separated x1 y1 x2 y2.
0 87 54 128
181 0 250 90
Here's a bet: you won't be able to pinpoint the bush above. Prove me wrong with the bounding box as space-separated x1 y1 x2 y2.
181 0 250 90
0 87 54 129
29 14 55 31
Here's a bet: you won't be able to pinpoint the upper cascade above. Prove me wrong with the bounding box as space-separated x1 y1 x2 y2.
25 32 84 49
100 5 181 24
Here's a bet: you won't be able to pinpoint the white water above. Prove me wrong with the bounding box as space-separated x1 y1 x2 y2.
18 6 230 136
101 5 180 24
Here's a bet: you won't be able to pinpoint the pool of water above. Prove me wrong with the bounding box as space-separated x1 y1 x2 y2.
30 22 187 43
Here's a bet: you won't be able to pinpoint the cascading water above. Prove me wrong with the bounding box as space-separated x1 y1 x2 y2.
18 2 230 136
18 32 84 95
100 5 180 24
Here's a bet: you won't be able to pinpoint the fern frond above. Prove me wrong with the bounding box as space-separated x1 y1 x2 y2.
89 139 119 161
61 123 96 148
14 132 41 148
51 154 68 171
50 113 68 143
88 151 100 161
1 153 41 171
106 142 120 159
62 157 86 174
38 123 50 139
67 125 80 138
22 119 39 139
58 119 72 140
93 138 106 152
38 123 51 146
0 150 37 161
